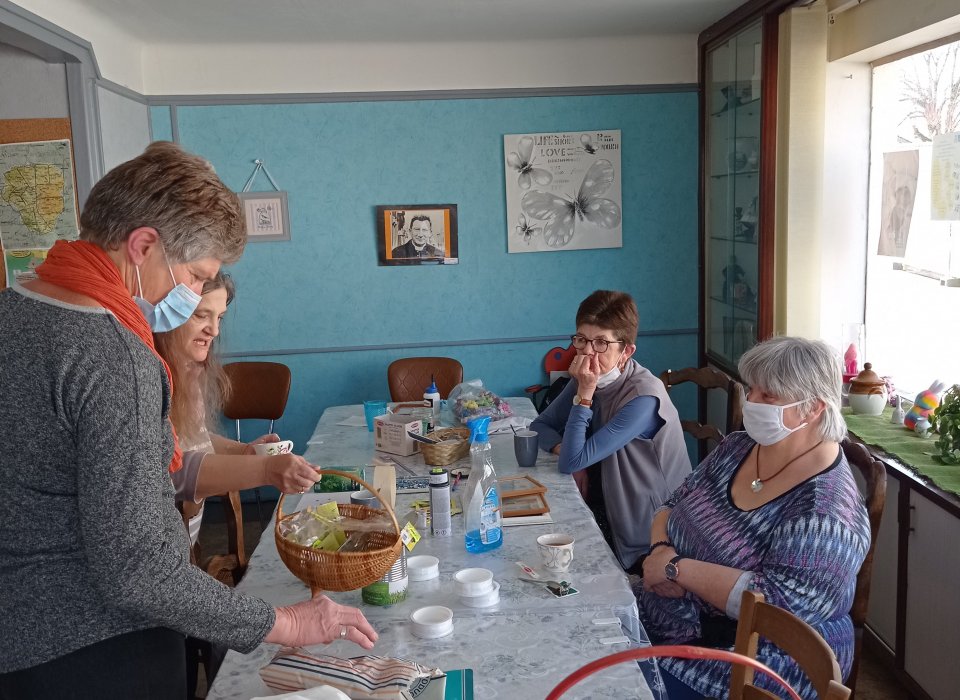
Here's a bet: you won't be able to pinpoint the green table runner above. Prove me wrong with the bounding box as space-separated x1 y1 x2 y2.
843 407 960 497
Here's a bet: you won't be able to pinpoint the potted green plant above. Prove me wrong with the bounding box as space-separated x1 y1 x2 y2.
930 384 960 464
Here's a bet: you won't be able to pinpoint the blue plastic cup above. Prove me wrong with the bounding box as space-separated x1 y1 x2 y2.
363 400 388 432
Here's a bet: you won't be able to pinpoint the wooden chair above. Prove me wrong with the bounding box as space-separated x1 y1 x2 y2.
660 366 744 459
387 356 463 402
731 590 851 700
839 438 887 696
222 361 292 529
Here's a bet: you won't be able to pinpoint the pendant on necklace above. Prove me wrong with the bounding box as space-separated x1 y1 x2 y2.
750 479 763 493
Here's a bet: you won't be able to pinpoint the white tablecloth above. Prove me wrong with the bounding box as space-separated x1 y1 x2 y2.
207 399 664 700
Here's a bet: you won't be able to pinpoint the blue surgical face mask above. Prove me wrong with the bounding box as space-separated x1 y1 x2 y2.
596 350 626 389
133 252 202 333
742 398 809 446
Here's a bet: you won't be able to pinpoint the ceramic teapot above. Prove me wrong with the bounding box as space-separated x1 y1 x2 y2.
847 363 888 415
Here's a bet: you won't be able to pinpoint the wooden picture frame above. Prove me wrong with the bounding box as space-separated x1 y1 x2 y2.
239 191 290 242
498 475 547 499
501 492 550 518
376 204 458 265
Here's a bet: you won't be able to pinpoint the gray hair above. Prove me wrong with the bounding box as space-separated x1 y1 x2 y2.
738 336 847 442
79 141 246 265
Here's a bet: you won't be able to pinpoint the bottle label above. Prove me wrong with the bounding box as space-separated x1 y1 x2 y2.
479 485 502 545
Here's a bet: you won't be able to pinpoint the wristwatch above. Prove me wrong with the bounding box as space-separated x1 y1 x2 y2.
572 394 593 407
664 555 684 582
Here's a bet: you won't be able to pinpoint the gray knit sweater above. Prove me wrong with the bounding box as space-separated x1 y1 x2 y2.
0 287 274 672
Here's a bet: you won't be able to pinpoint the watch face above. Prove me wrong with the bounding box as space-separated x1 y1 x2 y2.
665 562 679 581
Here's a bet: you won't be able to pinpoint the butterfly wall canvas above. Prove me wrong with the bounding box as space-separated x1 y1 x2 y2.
504 130 622 254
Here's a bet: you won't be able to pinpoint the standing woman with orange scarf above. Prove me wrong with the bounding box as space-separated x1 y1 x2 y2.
0 142 376 698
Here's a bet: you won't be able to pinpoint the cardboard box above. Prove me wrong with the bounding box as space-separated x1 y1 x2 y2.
373 413 422 456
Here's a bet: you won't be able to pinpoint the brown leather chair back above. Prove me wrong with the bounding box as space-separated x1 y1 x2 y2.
839 438 887 695
660 366 744 459
222 362 291 422
731 590 851 700
388 357 463 402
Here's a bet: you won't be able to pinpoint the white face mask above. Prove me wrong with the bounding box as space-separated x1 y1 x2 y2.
742 398 809 446
595 351 625 389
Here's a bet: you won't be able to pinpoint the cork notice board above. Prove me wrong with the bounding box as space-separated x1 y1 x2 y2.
0 118 77 289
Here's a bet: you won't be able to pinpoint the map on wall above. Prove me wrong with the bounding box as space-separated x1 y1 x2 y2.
504 129 622 254
0 139 79 251
0 139 79 287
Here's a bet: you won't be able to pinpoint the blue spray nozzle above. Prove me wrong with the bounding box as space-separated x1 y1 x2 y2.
466 416 491 442
426 375 439 394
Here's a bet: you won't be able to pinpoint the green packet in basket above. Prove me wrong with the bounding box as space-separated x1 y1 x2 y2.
260 648 473 699
312 467 364 492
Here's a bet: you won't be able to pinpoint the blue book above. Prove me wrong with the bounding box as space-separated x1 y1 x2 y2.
444 669 473 700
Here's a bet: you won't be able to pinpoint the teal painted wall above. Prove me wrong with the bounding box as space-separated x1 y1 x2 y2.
150 106 173 141
153 91 701 458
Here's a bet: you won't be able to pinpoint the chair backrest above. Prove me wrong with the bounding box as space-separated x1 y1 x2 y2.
660 366 744 457
731 590 851 700
839 438 887 695
222 362 292 421
387 357 463 402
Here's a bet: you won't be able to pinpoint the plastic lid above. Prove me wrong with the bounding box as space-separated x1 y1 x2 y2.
426 376 439 394
467 416 490 442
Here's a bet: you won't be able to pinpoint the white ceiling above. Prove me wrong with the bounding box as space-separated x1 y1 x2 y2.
71 0 744 43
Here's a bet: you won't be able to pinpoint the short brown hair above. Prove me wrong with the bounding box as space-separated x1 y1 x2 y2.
575 290 639 343
80 141 246 265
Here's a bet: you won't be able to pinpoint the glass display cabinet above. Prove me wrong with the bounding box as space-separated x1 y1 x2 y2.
700 5 782 377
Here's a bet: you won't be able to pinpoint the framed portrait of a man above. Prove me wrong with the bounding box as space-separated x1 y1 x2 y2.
375 204 458 266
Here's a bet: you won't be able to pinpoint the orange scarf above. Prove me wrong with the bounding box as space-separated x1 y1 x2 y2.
36 240 183 472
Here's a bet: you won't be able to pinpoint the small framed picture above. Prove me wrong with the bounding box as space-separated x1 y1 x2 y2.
501 492 550 518
376 204 458 266
498 475 547 499
239 191 291 242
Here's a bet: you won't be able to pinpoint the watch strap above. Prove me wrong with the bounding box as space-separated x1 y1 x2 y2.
665 554 684 582
573 394 593 407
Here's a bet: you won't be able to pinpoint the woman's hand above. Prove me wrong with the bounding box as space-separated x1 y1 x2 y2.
642 545 685 598
243 433 281 455
266 594 378 649
264 454 321 493
569 354 601 398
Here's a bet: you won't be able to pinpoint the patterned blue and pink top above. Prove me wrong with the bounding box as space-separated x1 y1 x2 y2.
636 432 870 699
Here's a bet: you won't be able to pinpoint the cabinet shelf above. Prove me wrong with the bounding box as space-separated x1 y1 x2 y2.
709 235 757 245
708 295 758 318
710 169 758 179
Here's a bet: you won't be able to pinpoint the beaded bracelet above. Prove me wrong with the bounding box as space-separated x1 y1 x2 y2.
648 540 673 553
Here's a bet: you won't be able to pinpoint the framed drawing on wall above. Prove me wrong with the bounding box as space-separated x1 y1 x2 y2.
239 191 290 242
376 204 459 266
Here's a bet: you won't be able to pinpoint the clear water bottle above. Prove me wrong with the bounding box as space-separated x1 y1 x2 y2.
463 416 502 553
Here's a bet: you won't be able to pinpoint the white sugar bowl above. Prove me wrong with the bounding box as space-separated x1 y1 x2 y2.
848 363 888 416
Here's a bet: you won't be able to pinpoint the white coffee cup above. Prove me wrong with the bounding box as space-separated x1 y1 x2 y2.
252 439 294 456
536 533 575 573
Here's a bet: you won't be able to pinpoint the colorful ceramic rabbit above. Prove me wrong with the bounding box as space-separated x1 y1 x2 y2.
904 380 947 430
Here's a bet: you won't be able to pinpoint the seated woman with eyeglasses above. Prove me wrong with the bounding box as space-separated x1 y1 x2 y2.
530 290 691 573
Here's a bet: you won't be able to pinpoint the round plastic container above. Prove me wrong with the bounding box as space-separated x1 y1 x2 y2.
454 567 494 597
407 555 440 582
460 580 500 608
410 605 454 639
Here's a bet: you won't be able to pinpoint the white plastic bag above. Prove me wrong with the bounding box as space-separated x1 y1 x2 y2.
447 379 513 425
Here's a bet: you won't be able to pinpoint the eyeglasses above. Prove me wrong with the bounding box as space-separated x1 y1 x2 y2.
570 334 625 353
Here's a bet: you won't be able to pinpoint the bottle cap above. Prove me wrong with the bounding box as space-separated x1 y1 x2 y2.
467 416 490 443
426 375 439 395
429 467 449 485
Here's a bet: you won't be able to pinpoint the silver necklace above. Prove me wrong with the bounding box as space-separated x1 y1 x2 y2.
750 440 824 493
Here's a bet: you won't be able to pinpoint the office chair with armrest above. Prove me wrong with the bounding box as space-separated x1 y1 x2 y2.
839 438 887 696
222 361 292 530
387 356 463 402
731 590 851 700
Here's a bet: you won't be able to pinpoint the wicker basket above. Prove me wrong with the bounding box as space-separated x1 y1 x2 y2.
275 470 402 593
419 427 471 466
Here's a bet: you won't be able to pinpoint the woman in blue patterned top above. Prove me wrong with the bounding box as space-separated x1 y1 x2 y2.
636 336 870 700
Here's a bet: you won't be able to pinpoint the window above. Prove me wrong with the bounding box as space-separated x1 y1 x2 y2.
865 39 960 395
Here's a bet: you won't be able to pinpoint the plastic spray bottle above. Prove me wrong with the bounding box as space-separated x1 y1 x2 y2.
463 416 503 553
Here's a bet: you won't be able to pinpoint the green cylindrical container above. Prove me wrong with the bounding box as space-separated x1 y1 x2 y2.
361 548 408 606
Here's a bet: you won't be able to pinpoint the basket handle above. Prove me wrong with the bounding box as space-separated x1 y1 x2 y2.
275 468 402 538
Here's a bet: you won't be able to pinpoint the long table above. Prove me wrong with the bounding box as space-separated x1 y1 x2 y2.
208 400 661 699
